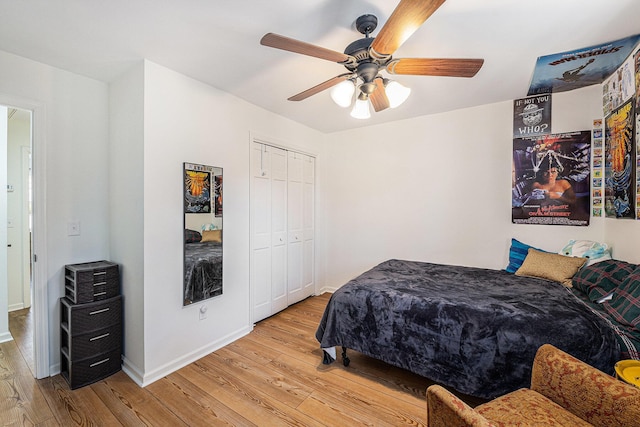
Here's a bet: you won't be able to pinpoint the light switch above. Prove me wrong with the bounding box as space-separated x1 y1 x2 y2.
67 221 80 236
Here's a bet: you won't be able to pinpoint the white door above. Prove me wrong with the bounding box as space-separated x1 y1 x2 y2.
287 151 304 304
302 154 315 298
270 147 288 314
251 143 272 321
251 140 315 320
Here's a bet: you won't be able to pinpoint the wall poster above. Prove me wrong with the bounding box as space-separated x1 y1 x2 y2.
184 163 212 214
512 131 591 226
513 94 552 138
604 99 636 218
528 34 640 96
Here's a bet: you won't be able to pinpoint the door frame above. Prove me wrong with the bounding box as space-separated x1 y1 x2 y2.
2 95 48 378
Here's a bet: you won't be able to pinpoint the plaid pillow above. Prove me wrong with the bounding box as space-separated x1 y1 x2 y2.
604 268 640 331
572 259 636 302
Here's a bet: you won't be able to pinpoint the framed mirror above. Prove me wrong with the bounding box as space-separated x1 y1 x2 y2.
183 162 223 306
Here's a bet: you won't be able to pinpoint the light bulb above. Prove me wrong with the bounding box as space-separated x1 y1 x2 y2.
385 80 411 108
350 97 371 119
330 80 355 108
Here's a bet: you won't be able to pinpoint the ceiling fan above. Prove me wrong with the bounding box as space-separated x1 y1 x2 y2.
260 0 484 118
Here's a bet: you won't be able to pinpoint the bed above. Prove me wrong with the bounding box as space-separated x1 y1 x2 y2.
315 258 639 399
183 240 223 305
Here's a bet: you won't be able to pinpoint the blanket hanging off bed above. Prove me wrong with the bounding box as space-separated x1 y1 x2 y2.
315 259 620 399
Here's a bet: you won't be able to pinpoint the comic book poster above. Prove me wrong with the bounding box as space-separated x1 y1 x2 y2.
184 163 212 214
602 54 635 117
512 132 591 226
604 99 635 218
528 34 640 96
513 94 551 138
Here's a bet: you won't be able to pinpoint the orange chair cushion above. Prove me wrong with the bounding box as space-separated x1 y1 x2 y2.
476 388 591 427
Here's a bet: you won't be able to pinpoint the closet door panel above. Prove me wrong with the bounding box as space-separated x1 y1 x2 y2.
270 148 288 312
287 152 304 303
252 143 272 321
302 155 315 297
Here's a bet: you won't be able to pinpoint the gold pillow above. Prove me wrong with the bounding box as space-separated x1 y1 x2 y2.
515 248 586 287
201 229 222 243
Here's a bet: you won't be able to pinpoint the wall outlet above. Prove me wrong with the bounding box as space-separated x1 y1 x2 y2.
67 221 81 236
199 305 207 320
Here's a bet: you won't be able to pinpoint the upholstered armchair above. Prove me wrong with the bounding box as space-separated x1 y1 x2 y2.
426 344 640 427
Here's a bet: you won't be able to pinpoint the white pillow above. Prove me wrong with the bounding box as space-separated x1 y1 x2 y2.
559 240 612 266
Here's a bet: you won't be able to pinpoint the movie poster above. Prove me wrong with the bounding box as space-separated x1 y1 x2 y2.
512 132 591 226
604 99 635 218
513 94 552 138
528 34 640 96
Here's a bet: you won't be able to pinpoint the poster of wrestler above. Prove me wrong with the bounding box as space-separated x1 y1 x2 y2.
512 131 591 226
528 34 640 96
604 99 635 218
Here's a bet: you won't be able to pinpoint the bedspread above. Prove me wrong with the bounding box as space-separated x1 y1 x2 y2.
315 259 620 399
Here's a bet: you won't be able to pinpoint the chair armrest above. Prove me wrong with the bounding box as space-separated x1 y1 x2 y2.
426 385 495 427
531 344 640 426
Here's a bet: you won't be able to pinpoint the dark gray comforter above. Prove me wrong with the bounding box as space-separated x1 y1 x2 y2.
315 259 620 399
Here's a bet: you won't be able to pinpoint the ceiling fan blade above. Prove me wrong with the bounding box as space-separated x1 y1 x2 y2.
369 77 390 112
261 33 353 63
370 0 446 58
288 73 354 102
386 58 484 77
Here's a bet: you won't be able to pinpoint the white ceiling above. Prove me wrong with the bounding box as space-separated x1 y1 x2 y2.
0 0 638 133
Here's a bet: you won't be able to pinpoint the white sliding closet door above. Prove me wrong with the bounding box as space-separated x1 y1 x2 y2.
251 141 315 322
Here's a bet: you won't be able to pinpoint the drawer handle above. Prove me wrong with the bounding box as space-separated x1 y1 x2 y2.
94 282 107 286
94 292 107 297
94 271 107 276
89 308 110 315
90 333 110 341
90 358 110 368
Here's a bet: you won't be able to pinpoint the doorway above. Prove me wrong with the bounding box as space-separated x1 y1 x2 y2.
6 107 34 373
2 100 47 379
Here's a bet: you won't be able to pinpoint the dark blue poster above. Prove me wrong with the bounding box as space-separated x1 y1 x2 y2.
528 34 640 96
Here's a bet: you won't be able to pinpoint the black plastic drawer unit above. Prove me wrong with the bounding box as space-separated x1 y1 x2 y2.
64 260 119 304
60 262 122 390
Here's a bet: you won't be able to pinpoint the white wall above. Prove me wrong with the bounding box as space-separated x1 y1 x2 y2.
135 61 326 385
321 86 616 289
0 50 110 372
109 62 146 378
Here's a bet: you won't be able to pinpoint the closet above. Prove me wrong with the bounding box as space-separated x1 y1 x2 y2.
251 141 315 322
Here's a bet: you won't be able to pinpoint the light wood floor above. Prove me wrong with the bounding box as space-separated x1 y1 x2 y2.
2 294 484 426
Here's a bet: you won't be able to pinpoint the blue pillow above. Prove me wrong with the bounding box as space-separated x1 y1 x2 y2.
505 239 545 273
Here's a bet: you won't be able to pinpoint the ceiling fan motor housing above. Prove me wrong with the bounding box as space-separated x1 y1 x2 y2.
355 14 378 35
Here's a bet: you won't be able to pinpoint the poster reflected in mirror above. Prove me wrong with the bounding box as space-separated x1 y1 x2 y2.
183 162 223 305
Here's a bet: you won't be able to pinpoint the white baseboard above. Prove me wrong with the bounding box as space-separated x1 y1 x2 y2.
0 331 14 343
316 286 338 294
8 303 25 312
121 324 254 388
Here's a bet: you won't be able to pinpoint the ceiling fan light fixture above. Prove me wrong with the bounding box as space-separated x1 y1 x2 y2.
350 93 371 119
330 79 355 108
385 79 411 108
